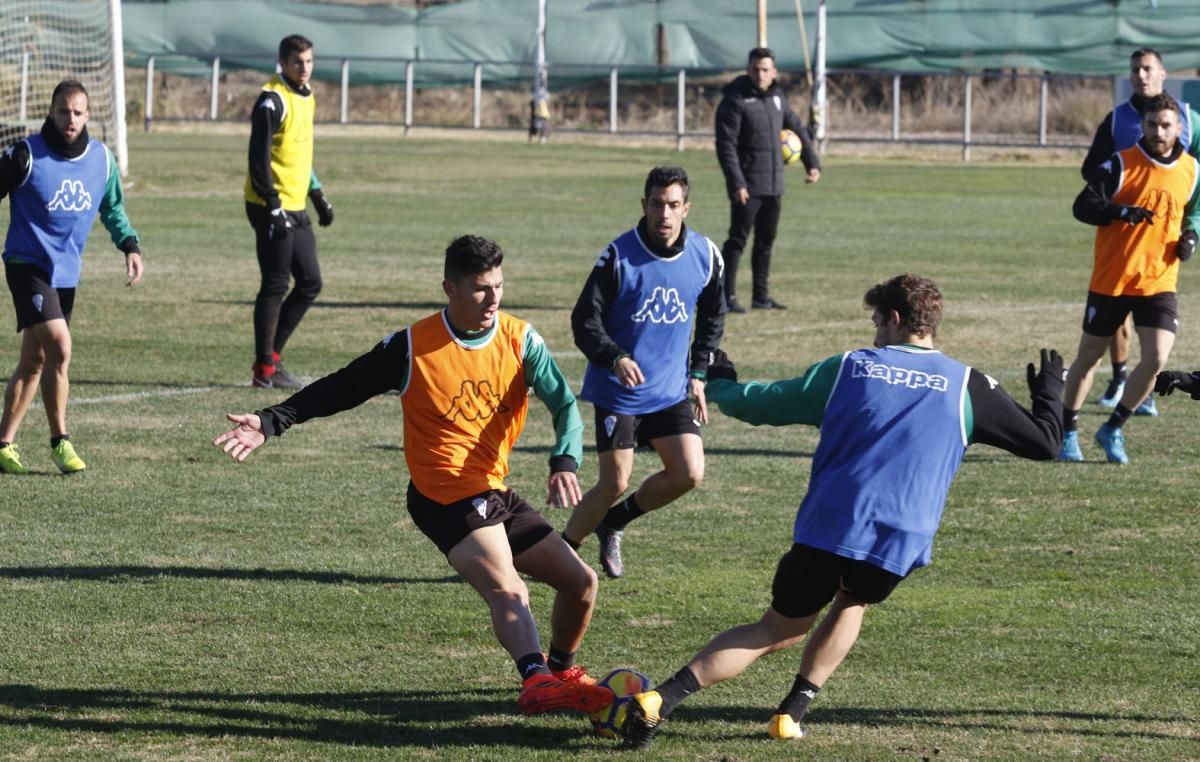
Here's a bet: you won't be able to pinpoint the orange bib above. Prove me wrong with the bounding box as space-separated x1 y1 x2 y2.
1091 145 1199 296
401 311 530 503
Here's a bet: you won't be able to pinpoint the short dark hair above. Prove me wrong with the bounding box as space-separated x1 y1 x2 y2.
1143 92 1181 120
748 47 775 65
49 80 88 109
279 34 314 61
864 274 943 339
1130 47 1164 67
444 235 504 281
643 165 690 201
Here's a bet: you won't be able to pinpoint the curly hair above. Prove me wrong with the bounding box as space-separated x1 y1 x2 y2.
864 274 943 339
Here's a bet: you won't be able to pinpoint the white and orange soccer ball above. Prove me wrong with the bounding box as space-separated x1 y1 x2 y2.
780 129 804 166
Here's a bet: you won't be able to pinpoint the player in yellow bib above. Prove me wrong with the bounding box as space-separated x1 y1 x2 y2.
213 235 613 716
1060 93 1200 464
244 34 335 390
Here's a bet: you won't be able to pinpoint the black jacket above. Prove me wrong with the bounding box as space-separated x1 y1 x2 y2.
715 75 819 198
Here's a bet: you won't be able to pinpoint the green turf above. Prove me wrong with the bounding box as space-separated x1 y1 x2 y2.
0 132 1197 759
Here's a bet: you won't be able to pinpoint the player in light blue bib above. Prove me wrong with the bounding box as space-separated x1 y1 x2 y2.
0 80 143 475
621 274 1064 749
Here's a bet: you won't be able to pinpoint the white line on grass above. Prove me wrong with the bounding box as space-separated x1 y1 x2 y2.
64 386 220 406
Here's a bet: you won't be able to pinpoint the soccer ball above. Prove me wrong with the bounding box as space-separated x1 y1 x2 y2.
780 129 804 166
588 668 652 739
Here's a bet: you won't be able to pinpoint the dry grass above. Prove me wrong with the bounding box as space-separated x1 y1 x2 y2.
126 65 1113 149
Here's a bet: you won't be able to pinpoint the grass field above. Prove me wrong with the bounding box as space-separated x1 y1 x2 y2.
1 130 1198 760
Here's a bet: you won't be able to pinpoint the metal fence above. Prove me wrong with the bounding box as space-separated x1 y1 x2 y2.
132 54 1114 157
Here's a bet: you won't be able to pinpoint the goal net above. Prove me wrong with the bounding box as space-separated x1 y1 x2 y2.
0 0 127 173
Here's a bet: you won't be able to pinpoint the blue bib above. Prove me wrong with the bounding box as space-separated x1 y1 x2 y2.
580 227 716 415
794 346 970 576
3 134 110 287
1112 98 1192 153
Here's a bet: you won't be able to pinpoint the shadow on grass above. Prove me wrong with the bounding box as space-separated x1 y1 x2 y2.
0 565 459 586
0 684 580 749
0 686 1188 748
659 704 1193 743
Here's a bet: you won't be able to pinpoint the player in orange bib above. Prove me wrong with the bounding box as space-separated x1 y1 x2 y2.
213 235 613 716
1060 93 1200 464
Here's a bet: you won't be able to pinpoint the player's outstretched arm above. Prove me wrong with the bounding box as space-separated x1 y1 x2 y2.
213 413 266 462
968 349 1063 460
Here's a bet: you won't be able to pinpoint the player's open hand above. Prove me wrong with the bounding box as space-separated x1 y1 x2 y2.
1026 348 1064 399
547 470 582 509
125 252 144 286
614 356 645 388
213 412 266 462
689 377 708 425
806 168 821 184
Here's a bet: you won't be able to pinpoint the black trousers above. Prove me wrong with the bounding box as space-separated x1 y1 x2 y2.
246 202 322 366
721 194 782 302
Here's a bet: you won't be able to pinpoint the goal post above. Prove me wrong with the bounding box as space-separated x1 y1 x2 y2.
0 0 128 173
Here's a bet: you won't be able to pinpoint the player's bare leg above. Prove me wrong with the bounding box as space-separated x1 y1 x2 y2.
621 606 816 748
32 318 72 437
638 432 705 511
451 524 611 714
0 328 49 443
796 592 868 686
1064 331 1112 411
1101 318 1132 401
1118 326 1174 412
513 532 599 655
687 606 817 686
563 447 632 544
447 523 541 660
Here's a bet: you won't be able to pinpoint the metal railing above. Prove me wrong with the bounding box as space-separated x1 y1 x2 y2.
136 53 1110 157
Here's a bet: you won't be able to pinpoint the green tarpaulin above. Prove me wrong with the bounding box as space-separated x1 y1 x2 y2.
122 0 1200 85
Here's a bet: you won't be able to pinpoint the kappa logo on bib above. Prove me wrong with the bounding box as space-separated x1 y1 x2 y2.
442 379 510 423
633 286 689 324
46 179 92 212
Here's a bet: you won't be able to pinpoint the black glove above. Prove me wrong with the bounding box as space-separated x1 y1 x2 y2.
707 349 738 383
1119 205 1154 225
1026 348 1064 399
1154 370 1200 398
267 206 291 240
310 189 334 227
1177 230 1197 263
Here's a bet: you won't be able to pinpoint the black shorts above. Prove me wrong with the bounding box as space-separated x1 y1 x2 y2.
5 262 74 332
406 482 554 557
593 399 701 452
1082 291 1179 336
770 543 906 618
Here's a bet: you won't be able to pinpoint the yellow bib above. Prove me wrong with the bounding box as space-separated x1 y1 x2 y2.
243 75 315 211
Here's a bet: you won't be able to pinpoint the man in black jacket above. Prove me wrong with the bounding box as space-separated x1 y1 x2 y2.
716 47 820 313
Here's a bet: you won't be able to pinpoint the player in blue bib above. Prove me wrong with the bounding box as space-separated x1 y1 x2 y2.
620 274 1064 749
562 166 726 578
0 81 143 475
